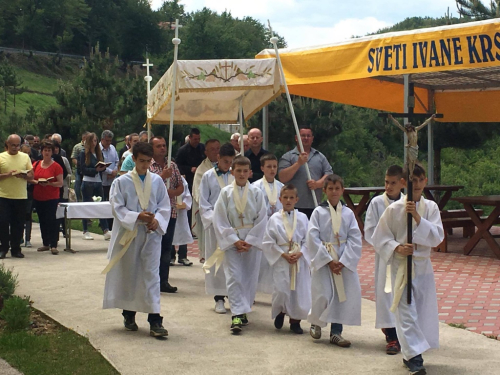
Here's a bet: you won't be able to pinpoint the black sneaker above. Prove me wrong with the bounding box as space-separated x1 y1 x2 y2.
241 314 249 326
160 283 178 293
11 251 25 258
403 355 426 375
123 316 138 331
274 312 285 329
178 258 193 266
290 322 303 334
0 251 6 259
150 322 168 337
230 316 242 333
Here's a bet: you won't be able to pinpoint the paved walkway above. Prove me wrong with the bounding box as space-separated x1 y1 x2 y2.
1 224 499 375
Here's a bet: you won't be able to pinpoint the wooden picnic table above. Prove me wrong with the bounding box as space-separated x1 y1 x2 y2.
344 185 464 234
451 195 500 259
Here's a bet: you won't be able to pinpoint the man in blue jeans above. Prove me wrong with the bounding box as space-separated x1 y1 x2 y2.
71 131 89 201
149 137 184 293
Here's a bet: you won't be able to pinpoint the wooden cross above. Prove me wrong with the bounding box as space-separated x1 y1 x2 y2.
143 57 153 92
238 212 245 227
334 232 341 247
221 61 232 80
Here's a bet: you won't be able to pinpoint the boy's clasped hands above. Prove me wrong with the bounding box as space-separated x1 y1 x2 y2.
234 240 252 253
281 252 303 264
138 211 159 231
328 260 344 275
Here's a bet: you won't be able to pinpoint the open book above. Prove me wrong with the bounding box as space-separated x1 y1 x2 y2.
38 177 54 183
95 161 112 168
12 170 30 176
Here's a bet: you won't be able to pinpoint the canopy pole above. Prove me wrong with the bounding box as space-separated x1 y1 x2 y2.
143 54 153 142
239 99 244 153
269 21 318 207
167 19 181 188
262 106 269 150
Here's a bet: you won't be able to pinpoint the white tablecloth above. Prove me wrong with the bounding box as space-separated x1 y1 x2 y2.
56 202 113 219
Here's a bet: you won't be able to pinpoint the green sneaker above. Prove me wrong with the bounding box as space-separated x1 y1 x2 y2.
230 316 242 333
123 316 138 331
241 314 249 326
150 323 168 337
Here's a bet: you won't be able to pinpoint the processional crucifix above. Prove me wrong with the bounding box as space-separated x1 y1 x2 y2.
378 111 442 304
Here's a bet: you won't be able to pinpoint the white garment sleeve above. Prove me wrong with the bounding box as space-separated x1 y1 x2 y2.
339 210 363 273
372 206 401 265
109 178 140 232
306 208 334 271
199 172 214 229
213 189 240 251
364 200 379 246
153 179 171 236
262 215 287 266
412 201 444 257
243 189 268 250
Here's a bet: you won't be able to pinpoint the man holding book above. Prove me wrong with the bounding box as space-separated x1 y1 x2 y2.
100 130 120 229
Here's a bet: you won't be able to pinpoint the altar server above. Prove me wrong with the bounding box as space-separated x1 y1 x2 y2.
199 143 236 314
262 184 311 334
364 165 406 355
372 164 444 375
252 153 284 294
307 174 362 347
103 142 171 337
213 156 267 333
172 176 194 266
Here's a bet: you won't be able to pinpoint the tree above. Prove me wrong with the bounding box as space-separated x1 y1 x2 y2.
456 0 500 19
0 63 23 113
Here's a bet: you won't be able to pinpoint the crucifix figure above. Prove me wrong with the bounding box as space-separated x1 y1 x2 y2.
238 212 245 227
388 113 436 178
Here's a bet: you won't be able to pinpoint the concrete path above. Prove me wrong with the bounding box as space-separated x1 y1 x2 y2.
0 359 22 375
1 224 500 375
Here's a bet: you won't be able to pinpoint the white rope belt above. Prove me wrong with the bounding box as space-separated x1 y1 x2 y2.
279 242 301 291
389 253 427 312
323 241 347 303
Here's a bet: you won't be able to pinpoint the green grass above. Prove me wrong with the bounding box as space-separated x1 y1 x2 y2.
33 213 106 235
448 322 467 329
14 68 60 94
2 91 58 116
196 125 231 143
0 317 118 375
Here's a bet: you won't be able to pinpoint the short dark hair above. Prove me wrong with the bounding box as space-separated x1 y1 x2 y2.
281 183 298 196
386 165 404 179
299 125 313 134
323 174 344 189
40 140 55 152
52 140 61 151
232 155 251 169
190 128 200 136
219 143 236 158
149 136 166 145
260 153 277 167
205 138 220 147
411 163 426 178
133 142 154 158
129 133 139 139
25 135 34 141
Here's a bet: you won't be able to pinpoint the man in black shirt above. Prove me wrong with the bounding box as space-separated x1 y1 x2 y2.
245 128 268 183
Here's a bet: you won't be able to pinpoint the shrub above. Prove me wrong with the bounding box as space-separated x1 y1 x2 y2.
0 263 18 300
0 295 31 332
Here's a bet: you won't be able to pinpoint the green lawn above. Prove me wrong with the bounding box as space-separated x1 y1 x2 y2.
14 68 60 94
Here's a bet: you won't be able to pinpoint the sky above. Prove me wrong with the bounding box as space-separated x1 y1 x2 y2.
150 0 460 48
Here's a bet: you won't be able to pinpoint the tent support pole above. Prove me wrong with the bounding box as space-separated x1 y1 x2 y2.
239 99 244 153
167 19 181 188
262 106 269 150
269 23 318 207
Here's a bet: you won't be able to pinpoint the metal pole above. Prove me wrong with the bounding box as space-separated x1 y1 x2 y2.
143 55 153 142
269 22 318 207
262 106 269 150
239 99 244 153
167 19 181 188
404 74 413 305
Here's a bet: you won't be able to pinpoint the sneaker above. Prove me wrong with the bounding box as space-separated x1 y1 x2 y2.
50 247 59 255
386 340 401 355
178 258 193 266
290 322 303 334
215 300 227 314
310 324 322 339
37 246 50 252
11 251 25 258
241 314 249 326
160 283 178 293
123 316 138 331
150 322 168 337
230 316 242 333
104 231 112 241
330 333 351 347
274 312 285 329
403 355 426 375
170 259 175 266
199 258 205 263
82 232 94 240
25 241 32 248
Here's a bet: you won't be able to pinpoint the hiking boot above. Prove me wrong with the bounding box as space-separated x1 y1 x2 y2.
386 340 401 355
310 324 322 339
123 316 138 331
178 258 193 266
215 300 227 314
150 323 168 337
241 314 249 326
403 355 426 375
330 333 351 347
160 283 178 293
274 312 285 329
290 322 303 334
230 316 242 333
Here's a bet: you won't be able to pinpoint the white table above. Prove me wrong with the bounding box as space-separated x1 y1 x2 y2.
57 202 113 252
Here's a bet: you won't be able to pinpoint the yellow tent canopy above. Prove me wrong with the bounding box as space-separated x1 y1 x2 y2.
257 18 500 122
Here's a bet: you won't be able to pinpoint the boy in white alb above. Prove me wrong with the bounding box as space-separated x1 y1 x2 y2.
307 174 362 347
262 184 311 334
213 156 268 333
252 154 284 294
172 176 194 266
199 143 236 314
364 165 405 355
372 164 444 375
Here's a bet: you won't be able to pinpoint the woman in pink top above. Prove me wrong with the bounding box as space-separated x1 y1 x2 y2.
30 141 63 255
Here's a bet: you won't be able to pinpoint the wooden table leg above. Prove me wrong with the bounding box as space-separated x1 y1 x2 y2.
343 193 369 234
438 190 453 210
463 204 500 258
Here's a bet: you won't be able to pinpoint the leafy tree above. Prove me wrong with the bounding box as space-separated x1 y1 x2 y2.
0 63 23 113
456 0 500 19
